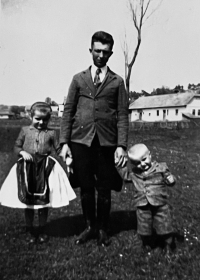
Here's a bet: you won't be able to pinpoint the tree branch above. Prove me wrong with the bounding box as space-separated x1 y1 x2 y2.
145 0 163 22
124 0 163 94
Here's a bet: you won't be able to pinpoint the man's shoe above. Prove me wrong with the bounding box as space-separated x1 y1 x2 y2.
97 230 110 247
75 226 96 245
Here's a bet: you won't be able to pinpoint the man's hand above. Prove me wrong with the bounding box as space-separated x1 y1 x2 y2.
19 151 33 161
114 147 127 167
59 144 72 162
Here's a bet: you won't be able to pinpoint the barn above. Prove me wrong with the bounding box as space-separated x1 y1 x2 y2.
129 91 200 122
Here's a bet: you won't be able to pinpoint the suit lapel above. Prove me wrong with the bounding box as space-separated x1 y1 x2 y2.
80 67 96 93
95 67 116 96
80 67 117 96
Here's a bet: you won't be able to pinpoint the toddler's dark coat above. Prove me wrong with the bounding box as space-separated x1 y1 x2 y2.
116 161 175 207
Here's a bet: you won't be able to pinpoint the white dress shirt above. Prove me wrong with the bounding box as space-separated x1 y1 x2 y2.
91 65 108 83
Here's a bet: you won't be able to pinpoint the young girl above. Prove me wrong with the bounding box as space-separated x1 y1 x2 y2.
0 102 76 244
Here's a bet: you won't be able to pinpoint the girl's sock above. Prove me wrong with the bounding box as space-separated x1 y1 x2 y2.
38 208 49 243
38 208 48 227
24 208 34 228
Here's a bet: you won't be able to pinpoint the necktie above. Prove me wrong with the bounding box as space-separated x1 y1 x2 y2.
94 68 101 88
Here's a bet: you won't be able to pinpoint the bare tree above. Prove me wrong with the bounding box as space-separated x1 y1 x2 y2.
124 0 163 95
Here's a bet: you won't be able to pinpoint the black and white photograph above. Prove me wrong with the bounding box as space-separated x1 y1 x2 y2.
0 0 200 279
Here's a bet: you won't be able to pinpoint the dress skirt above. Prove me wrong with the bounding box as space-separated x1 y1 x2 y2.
0 156 76 209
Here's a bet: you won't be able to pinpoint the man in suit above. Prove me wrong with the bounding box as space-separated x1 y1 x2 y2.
59 31 129 246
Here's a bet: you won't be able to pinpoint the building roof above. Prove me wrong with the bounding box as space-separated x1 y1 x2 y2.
182 113 200 119
129 91 199 110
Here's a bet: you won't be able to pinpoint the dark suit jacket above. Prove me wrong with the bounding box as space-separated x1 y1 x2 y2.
60 67 129 148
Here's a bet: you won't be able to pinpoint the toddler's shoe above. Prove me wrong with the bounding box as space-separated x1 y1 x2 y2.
142 245 152 254
164 241 176 256
152 246 163 256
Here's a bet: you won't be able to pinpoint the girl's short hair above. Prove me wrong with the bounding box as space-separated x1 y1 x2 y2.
30 102 52 118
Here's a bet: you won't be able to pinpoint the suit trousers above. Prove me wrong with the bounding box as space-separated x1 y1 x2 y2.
70 134 115 229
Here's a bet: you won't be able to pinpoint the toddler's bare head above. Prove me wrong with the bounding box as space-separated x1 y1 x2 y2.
128 144 152 172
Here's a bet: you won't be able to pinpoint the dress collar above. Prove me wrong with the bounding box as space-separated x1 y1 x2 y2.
29 125 48 133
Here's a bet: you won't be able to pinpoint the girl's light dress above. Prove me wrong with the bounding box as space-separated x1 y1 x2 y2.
0 156 76 209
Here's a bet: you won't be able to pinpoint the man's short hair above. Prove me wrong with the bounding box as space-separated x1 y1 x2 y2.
30 101 52 118
91 31 114 50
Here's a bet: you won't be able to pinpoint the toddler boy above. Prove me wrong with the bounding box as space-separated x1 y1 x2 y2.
116 143 176 252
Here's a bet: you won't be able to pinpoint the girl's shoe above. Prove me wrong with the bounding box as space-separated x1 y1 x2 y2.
25 227 36 244
26 232 35 244
37 226 49 244
38 233 49 244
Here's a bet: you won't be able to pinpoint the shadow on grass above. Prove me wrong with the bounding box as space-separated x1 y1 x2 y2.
45 209 184 250
46 210 137 238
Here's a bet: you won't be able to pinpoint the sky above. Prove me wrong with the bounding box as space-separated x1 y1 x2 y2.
0 0 200 105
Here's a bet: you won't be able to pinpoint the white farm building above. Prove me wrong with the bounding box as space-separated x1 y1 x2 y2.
129 91 200 122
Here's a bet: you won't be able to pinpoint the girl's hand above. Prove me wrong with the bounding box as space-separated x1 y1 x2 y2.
19 151 33 161
66 156 73 166
59 144 72 162
66 156 73 174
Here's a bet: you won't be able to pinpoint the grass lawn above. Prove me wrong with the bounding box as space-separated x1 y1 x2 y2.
0 123 200 280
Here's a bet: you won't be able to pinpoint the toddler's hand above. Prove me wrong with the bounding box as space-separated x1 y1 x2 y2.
19 151 33 161
165 174 175 184
114 155 119 165
114 147 127 167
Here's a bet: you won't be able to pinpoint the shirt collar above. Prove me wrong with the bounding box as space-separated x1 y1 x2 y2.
91 64 107 81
